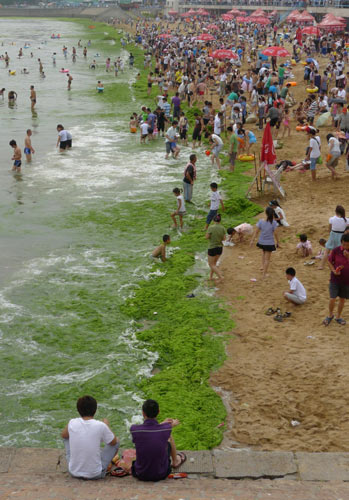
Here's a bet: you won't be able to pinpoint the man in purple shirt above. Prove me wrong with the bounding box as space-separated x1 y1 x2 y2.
130 399 186 481
171 92 181 120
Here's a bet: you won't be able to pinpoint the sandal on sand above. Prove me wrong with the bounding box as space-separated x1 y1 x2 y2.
322 316 334 326
265 307 276 316
283 312 291 318
274 314 284 322
172 452 187 469
335 318 346 326
110 467 129 477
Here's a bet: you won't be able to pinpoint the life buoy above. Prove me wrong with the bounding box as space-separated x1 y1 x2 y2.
9 70 16 75
288 81 297 86
306 87 318 93
60 69 69 73
296 126 307 131
97 87 104 93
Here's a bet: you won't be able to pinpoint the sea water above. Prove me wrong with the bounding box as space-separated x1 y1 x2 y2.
0 19 216 447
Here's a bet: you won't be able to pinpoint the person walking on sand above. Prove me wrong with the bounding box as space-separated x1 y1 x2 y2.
183 154 197 203
30 85 36 111
250 207 280 278
319 205 349 269
323 233 349 326
9 140 22 173
305 127 321 182
205 214 226 283
24 129 35 162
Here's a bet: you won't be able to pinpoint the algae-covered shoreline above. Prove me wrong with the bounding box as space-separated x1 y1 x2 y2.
68 18 262 450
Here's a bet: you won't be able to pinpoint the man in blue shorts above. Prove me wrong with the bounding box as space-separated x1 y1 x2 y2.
130 399 186 482
24 129 35 162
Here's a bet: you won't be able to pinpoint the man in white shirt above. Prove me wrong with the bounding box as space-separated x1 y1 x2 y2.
284 268 307 305
306 127 321 181
165 120 180 159
61 395 119 479
214 112 222 136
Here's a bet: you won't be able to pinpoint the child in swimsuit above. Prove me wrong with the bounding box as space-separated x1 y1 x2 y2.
9 139 22 173
282 108 291 138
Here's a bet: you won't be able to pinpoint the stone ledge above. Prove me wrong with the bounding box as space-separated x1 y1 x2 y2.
213 450 297 479
3 448 349 482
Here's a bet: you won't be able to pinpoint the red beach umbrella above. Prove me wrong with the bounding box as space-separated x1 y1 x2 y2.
261 46 291 57
196 33 215 41
227 9 242 15
207 23 219 30
158 34 172 39
221 13 233 21
197 8 210 16
211 49 238 60
168 10 178 16
261 122 276 166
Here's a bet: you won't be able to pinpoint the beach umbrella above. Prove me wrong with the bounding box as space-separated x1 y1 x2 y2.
286 10 300 21
207 23 219 30
253 17 271 25
261 122 276 166
196 33 215 41
261 46 290 57
211 49 238 60
158 34 172 39
269 10 278 17
302 26 320 36
221 13 233 21
187 8 197 16
168 10 178 16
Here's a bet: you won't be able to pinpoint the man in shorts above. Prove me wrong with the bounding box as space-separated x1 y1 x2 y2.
209 133 223 169
204 182 224 230
140 121 149 144
24 129 35 162
165 121 180 159
227 126 238 172
9 139 22 173
30 85 36 111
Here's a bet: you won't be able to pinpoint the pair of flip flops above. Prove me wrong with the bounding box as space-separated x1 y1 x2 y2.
323 316 346 326
265 308 291 322
172 452 187 469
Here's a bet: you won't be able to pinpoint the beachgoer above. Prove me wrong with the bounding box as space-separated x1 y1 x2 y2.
183 154 197 203
204 182 224 231
9 139 22 173
319 205 349 269
56 124 68 152
165 121 180 159
305 127 321 182
61 395 119 480
30 85 36 110
250 207 280 278
284 267 307 305
323 233 349 326
269 200 289 227
206 214 225 282
326 133 341 180
130 399 185 482
296 234 313 257
24 129 35 162
152 235 171 262
67 74 73 91
171 188 186 229
209 134 223 169
225 223 254 245
227 126 238 172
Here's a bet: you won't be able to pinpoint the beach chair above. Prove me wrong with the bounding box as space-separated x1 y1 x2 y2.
263 164 284 193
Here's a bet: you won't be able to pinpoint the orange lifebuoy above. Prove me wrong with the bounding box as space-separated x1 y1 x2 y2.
288 81 297 86
296 126 307 131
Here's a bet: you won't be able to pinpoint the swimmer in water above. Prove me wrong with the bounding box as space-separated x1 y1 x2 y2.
30 85 36 110
67 73 73 90
24 129 35 162
152 235 171 262
8 90 17 104
9 139 22 173
0 87 5 98
38 58 43 73
21 68 29 74
90 60 97 69
52 52 57 65
18 48 23 58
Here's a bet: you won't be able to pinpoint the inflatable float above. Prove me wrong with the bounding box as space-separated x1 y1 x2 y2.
60 69 69 73
9 70 16 75
288 81 297 86
306 87 318 93
51 35 61 39
130 127 137 133
238 154 255 162
296 126 307 131
97 87 104 93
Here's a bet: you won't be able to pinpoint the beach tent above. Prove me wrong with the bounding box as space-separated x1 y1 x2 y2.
318 18 346 31
286 10 300 22
296 11 315 24
250 9 266 17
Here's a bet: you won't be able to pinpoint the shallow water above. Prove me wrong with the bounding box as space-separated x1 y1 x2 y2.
0 19 217 447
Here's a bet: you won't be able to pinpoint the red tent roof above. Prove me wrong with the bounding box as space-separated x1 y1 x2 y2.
297 11 315 22
250 9 266 17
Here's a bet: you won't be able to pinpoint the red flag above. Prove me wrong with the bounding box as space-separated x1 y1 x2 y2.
260 122 276 166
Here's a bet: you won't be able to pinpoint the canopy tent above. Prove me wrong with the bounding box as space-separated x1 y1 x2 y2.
286 10 300 22
296 11 315 24
252 16 271 25
302 26 320 36
250 9 266 17
318 18 346 31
